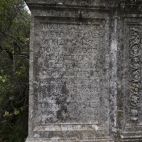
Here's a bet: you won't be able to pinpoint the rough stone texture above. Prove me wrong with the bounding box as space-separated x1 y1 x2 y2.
25 0 142 141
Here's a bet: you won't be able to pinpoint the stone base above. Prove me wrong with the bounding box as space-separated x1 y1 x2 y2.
121 132 142 142
121 125 142 142
121 136 142 142
26 138 114 142
26 124 114 142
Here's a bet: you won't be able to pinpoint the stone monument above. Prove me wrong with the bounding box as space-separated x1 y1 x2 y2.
25 0 142 141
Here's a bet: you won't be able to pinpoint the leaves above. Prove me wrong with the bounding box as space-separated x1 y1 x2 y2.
0 0 30 141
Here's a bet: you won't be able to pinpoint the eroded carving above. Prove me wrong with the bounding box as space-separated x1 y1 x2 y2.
120 0 142 12
129 27 141 121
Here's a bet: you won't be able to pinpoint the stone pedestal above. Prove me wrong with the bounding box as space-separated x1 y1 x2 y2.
25 0 142 141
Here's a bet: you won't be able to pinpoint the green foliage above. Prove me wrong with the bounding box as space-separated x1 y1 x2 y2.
0 0 30 141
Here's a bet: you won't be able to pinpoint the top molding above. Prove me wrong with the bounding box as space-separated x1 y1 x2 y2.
25 0 118 10
25 0 142 13
25 0 111 6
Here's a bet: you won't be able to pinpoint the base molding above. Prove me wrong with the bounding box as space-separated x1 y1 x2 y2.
26 138 114 142
26 124 114 142
121 133 142 142
121 137 142 142
120 125 142 142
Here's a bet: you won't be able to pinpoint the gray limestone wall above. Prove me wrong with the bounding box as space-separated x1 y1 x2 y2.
25 0 142 141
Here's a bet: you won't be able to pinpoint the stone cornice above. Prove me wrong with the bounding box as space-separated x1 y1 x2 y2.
25 0 118 11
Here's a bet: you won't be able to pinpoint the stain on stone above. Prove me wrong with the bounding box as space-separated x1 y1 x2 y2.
61 82 69 94
90 70 94 76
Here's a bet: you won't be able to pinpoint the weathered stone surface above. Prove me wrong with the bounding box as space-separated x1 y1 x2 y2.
25 0 142 141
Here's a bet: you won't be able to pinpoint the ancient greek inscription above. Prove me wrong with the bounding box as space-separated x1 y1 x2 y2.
34 21 103 125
